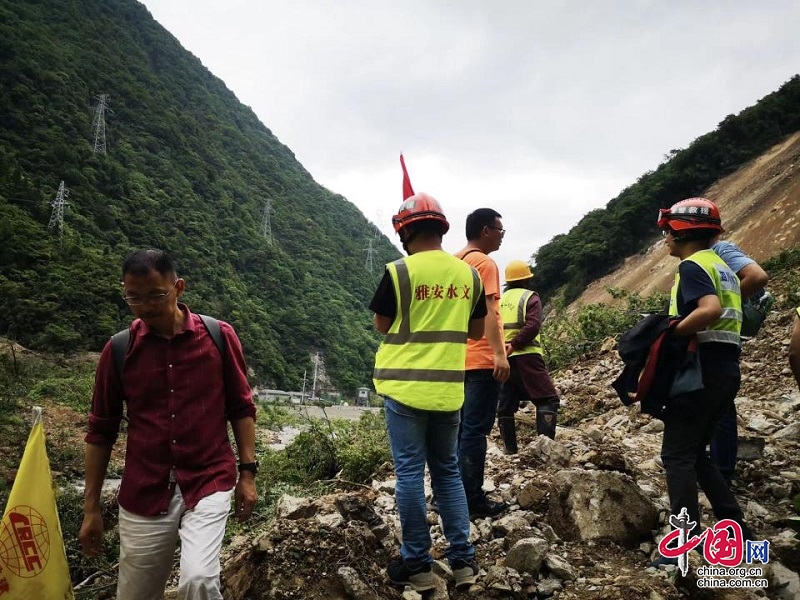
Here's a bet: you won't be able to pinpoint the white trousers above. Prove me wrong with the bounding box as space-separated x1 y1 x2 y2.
117 486 233 600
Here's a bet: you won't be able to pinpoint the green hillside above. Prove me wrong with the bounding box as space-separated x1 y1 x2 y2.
0 0 400 393
533 75 800 303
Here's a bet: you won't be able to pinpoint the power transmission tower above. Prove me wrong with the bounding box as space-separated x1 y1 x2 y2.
364 214 382 273
48 181 69 246
91 94 109 154
364 237 374 273
311 351 321 399
261 198 274 244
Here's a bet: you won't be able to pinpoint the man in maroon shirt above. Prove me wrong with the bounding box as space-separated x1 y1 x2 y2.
79 249 257 600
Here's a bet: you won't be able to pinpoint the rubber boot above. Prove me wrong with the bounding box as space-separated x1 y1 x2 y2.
536 397 559 440
498 416 518 454
458 453 484 504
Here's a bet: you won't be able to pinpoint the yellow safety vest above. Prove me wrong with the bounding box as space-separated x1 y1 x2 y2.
373 250 482 411
669 248 742 346
499 288 543 357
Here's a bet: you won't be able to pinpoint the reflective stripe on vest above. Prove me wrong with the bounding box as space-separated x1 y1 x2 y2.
669 248 742 346
499 288 543 356
373 251 482 411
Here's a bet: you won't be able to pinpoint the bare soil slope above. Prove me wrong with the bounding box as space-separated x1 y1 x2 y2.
577 131 800 306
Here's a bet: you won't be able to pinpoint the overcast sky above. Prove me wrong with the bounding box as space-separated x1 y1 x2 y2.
139 0 800 278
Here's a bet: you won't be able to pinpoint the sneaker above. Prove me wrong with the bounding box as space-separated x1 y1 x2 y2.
386 557 434 592
468 495 508 518
451 557 479 589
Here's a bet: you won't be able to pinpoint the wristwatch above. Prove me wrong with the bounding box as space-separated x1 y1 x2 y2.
237 460 259 475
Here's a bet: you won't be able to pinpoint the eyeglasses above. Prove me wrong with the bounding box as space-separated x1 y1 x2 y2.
487 226 506 235
122 281 178 306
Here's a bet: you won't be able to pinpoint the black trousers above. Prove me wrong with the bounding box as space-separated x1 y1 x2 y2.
661 369 750 538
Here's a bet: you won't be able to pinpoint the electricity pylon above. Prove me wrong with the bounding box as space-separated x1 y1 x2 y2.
48 181 69 246
261 198 274 244
91 94 109 154
364 237 375 273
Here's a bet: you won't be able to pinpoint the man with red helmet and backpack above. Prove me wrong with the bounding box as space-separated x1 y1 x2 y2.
370 158 487 592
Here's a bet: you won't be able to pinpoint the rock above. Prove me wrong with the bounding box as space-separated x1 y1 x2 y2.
640 419 664 433
772 421 800 440
504 536 549 575
548 469 658 547
517 480 549 509
543 554 577 580
586 426 605 442
529 435 572 467
316 512 344 528
737 436 766 460
767 561 800 600
536 578 563 597
276 494 316 519
337 566 379 600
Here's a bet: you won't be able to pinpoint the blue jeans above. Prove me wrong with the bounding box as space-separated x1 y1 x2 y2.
384 397 474 564
459 369 501 503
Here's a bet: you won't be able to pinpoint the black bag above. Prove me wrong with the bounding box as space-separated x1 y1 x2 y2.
740 291 774 338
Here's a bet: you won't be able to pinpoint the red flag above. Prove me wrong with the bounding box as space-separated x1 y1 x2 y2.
400 154 415 200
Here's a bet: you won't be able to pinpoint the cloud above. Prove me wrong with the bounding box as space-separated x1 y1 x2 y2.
140 0 800 275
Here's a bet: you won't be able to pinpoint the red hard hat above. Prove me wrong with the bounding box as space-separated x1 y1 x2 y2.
657 198 723 232
391 192 450 235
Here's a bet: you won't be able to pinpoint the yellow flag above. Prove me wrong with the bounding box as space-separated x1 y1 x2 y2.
0 407 74 599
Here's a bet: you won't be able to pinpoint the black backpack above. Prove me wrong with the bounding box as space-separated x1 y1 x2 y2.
110 315 225 381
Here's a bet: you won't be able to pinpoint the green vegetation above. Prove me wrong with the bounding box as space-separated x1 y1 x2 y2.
541 287 669 372
0 0 400 395
260 408 391 489
533 75 800 304
763 246 800 308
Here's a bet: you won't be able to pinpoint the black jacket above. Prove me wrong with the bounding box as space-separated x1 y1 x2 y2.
612 314 701 419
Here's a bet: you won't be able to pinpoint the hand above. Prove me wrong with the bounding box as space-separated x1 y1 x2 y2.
493 353 510 383
234 473 258 522
79 511 104 557
505 343 514 357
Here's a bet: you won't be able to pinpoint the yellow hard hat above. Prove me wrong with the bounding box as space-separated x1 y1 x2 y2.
505 260 533 282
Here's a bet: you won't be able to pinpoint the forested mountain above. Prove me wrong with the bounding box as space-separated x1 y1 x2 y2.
533 75 800 303
0 0 400 392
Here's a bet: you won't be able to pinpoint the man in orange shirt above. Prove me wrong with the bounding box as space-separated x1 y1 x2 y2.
454 208 511 517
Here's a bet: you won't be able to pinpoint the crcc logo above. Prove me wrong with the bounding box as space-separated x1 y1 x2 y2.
0 506 51 577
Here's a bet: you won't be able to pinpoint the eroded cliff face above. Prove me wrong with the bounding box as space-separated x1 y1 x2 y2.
575 131 800 307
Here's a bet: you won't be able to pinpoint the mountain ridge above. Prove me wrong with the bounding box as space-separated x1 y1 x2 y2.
575 129 800 307
0 0 400 393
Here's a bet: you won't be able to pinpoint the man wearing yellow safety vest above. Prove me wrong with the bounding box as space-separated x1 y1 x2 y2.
652 197 755 568
497 260 560 454
789 306 800 390
371 182 487 592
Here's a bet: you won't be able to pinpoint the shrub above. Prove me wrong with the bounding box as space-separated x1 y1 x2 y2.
542 288 668 371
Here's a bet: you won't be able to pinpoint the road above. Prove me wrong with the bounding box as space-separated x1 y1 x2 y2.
290 404 381 422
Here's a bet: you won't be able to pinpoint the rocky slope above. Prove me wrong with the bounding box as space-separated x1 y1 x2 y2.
218 287 800 599
577 131 800 306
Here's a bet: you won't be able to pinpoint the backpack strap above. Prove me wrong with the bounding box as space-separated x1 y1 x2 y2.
198 314 225 358
111 328 132 383
112 315 226 383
